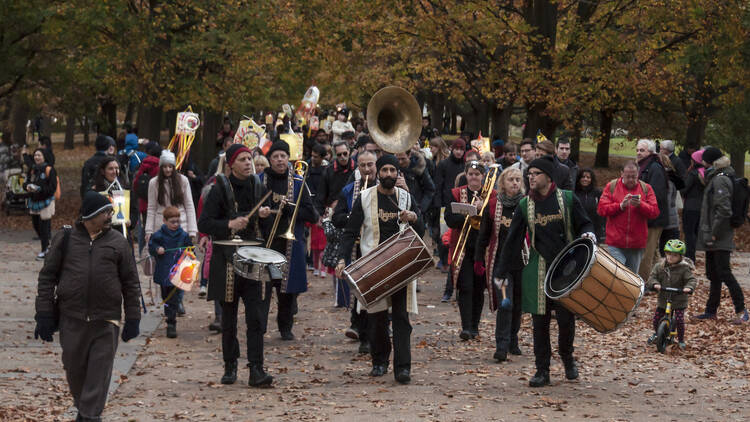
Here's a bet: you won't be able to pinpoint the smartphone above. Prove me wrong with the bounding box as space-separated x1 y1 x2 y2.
632 194 640 200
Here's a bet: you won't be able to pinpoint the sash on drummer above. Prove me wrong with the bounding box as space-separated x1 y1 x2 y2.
197 144 275 387
495 156 595 387
336 154 424 385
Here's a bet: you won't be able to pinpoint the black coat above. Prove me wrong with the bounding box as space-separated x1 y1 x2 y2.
315 159 355 214
575 187 605 242
434 155 465 207
639 155 669 227
80 151 110 197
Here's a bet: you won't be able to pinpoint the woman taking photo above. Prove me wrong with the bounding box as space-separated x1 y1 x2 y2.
25 148 57 260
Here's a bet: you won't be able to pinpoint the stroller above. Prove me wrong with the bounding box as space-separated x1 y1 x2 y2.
3 167 30 216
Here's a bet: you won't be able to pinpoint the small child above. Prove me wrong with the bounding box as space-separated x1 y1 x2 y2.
646 239 697 349
149 206 192 338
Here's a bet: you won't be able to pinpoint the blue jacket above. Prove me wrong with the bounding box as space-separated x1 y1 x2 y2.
148 224 192 286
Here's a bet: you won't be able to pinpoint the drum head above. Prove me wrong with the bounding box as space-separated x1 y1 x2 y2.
545 238 596 299
235 247 286 265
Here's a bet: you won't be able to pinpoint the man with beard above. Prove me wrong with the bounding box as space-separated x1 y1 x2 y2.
331 150 378 354
198 144 274 387
35 191 141 420
336 154 424 384
496 158 594 387
260 141 318 341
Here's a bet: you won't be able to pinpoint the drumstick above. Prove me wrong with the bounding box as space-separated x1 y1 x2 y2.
244 191 273 219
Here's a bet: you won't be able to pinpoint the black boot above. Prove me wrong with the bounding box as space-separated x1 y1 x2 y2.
166 322 177 338
209 316 222 333
564 359 579 380
221 360 237 385
493 349 507 362
529 370 550 387
249 364 273 387
395 368 411 384
358 341 370 354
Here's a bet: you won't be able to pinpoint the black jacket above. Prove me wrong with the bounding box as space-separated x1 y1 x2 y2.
638 154 669 227
434 155 465 207
36 222 141 322
681 168 705 211
315 159 355 214
25 163 57 202
400 153 435 213
575 187 605 242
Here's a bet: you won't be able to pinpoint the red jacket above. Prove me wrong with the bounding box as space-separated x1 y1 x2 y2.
133 156 160 213
597 178 660 249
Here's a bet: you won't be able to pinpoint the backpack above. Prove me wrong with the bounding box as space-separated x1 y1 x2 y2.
719 173 750 228
45 166 61 201
608 178 649 196
135 172 152 200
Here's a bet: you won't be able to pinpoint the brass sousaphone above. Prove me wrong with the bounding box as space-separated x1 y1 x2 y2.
367 86 422 154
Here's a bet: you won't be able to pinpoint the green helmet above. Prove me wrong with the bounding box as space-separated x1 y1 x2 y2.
664 239 686 255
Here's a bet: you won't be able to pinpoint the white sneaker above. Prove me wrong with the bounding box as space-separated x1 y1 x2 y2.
313 269 320 277
36 250 47 261
199 286 207 297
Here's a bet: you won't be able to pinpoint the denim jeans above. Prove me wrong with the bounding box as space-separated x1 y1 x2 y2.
607 246 645 274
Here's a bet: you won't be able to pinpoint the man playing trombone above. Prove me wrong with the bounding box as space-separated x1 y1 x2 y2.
445 161 496 341
260 141 318 341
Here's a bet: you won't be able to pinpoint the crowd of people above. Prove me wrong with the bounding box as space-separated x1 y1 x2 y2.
22 109 750 420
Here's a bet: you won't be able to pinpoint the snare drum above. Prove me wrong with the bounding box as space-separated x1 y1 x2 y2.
343 227 434 308
544 238 644 333
233 247 287 280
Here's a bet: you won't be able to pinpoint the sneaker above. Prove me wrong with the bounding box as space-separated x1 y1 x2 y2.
731 309 749 325
647 333 657 345
441 293 451 303
313 269 320 277
694 312 716 320
198 286 207 297
36 250 47 261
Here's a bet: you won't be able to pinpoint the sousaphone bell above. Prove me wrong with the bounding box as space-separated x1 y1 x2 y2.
367 86 422 154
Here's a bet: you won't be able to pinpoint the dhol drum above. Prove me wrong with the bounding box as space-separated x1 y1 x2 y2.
544 237 644 333
233 246 287 281
343 226 434 308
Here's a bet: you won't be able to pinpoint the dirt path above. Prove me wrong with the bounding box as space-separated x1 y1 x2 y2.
1 229 749 421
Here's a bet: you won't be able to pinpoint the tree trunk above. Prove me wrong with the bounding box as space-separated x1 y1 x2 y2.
523 103 559 141
100 100 117 138
64 114 76 150
10 98 29 145
491 105 511 143
594 109 613 168
428 93 444 134
0 99 11 145
164 109 177 140
124 103 135 127
194 108 222 173
684 115 707 150
729 146 745 178
569 118 583 163
136 105 163 144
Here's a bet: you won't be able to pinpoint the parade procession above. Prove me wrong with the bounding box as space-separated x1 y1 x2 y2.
3 1 750 420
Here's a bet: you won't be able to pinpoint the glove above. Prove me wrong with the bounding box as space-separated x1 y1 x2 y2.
581 232 597 243
34 312 56 342
473 261 485 276
121 319 140 342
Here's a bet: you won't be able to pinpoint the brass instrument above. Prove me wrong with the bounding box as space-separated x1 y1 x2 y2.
451 165 501 264
278 161 309 242
366 86 422 154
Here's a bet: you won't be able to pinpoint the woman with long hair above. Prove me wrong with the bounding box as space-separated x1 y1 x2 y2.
93 156 133 237
429 136 450 164
475 166 525 361
145 150 197 243
24 148 57 259
575 168 605 243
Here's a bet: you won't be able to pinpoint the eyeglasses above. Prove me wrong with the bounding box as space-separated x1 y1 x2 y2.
528 171 544 177
336 152 349 157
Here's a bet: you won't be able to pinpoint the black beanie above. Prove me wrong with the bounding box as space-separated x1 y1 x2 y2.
376 154 399 171
95 135 115 152
701 147 723 165
528 156 556 179
265 141 290 158
81 190 113 220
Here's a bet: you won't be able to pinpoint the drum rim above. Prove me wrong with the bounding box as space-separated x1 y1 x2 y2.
235 246 287 265
544 237 596 300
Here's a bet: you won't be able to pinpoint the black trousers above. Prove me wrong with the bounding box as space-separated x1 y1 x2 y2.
494 270 522 352
31 214 51 251
532 299 576 372
456 255 484 332
221 276 271 366
275 286 297 334
59 316 119 421
705 250 746 314
682 210 700 262
350 297 369 343
160 284 179 324
368 285 411 372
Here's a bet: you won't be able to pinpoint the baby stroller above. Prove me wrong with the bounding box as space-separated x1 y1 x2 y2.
3 168 30 215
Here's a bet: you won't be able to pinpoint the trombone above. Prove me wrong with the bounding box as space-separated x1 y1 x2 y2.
266 161 309 247
451 165 500 264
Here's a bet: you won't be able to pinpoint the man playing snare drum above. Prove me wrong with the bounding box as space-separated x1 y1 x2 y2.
336 154 424 384
495 156 594 387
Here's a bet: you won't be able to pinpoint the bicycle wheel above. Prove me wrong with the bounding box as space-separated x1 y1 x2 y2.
656 320 670 354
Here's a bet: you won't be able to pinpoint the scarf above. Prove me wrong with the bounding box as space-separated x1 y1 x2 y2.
638 153 656 175
500 191 523 208
529 181 556 202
